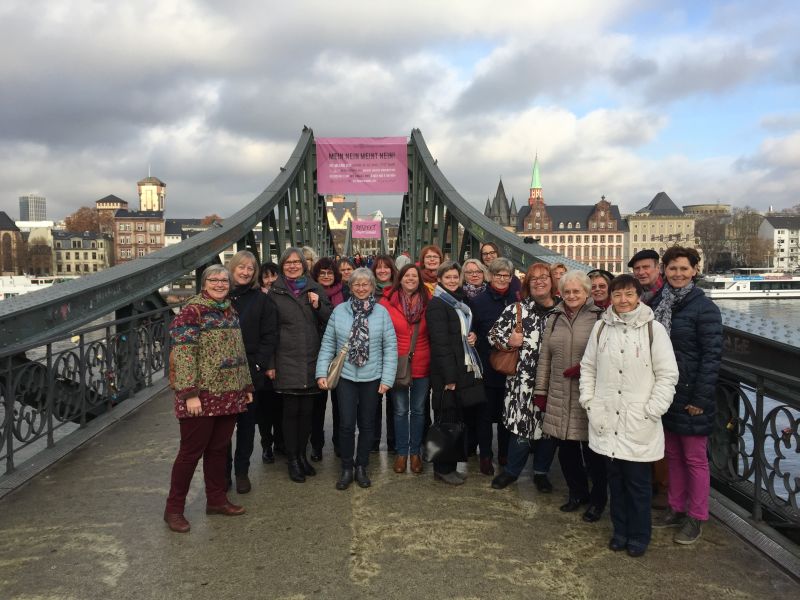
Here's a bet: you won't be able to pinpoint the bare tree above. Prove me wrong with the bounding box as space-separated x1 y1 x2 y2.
727 207 765 267
694 215 727 272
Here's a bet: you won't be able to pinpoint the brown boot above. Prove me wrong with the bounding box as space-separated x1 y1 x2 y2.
163 511 190 533
393 455 408 473
410 454 423 474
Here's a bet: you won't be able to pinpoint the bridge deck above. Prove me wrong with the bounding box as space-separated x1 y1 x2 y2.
0 388 795 600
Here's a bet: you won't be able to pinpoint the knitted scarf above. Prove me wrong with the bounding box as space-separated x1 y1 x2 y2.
375 279 393 295
463 281 487 299
323 281 345 307
653 281 694 335
285 276 307 298
433 285 483 378
421 268 438 288
641 275 664 306
348 294 376 367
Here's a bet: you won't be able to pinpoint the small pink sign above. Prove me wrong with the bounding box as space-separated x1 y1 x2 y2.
316 137 408 194
351 220 382 239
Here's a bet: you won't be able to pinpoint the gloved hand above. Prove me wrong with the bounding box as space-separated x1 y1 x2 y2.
533 395 547 411
563 364 581 379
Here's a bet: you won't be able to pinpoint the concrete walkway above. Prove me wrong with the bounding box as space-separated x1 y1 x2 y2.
0 388 796 599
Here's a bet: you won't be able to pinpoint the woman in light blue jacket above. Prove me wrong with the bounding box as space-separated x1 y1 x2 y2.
317 268 397 491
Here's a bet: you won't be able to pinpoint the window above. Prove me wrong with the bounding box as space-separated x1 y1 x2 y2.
138 248 146 257
66 252 70 259
55 242 61 249
634 234 638 242
527 222 532 230
137 236 144 245
83 252 88 260
534 222 540 230
66 264 71 272
575 222 581 229
591 222 597 229
592 235 597 243
567 222 573 229
568 235 573 243
92 252 97 259
93 264 98 272
136 223 145 231
600 235 605 243
559 222 565 229
599 222 605 229
91 242 96 248
72 241 80 248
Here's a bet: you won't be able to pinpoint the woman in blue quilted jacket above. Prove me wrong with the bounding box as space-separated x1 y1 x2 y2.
651 246 723 546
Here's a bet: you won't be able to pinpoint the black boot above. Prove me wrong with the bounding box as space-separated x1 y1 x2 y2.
262 446 275 464
336 467 354 490
355 465 371 488
299 448 317 477
287 457 305 483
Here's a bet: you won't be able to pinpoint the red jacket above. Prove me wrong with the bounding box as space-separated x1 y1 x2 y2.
380 289 431 379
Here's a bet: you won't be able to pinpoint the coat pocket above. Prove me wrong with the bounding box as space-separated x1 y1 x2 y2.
586 404 606 438
625 403 658 446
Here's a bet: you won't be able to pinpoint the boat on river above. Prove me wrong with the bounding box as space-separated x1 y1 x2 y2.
698 268 800 299
0 275 75 300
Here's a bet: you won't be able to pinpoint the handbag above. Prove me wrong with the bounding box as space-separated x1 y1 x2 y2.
422 391 468 463
489 302 522 376
393 321 421 389
326 343 349 389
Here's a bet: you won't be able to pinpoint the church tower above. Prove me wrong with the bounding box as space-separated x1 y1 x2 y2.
137 175 166 212
520 154 551 232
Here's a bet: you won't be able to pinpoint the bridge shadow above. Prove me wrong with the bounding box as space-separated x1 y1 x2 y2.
0 387 795 599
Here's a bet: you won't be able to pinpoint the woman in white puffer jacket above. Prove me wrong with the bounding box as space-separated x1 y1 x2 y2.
579 274 678 559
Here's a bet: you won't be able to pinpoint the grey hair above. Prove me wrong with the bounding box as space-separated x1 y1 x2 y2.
301 245 318 265
437 260 461 279
559 270 591 295
349 267 376 291
201 264 231 288
279 247 308 275
461 258 489 283
488 257 514 276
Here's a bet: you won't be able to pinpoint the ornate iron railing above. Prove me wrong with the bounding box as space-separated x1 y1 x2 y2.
711 357 800 540
0 306 172 474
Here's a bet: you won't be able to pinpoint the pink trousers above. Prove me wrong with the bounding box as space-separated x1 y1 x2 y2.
664 430 710 520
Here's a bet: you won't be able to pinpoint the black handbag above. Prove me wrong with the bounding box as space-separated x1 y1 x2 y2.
422 390 468 463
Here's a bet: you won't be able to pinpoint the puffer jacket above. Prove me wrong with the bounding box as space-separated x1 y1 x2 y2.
380 289 431 379
269 276 332 393
535 300 603 441
315 299 398 388
659 287 723 436
579 303 679 462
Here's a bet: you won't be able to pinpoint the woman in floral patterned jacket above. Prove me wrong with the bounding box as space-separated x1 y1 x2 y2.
164 264 253 534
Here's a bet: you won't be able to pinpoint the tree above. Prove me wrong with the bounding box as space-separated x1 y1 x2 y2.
694 215 727 272
64 207 101 232
201 214 223 226
727 207 765 267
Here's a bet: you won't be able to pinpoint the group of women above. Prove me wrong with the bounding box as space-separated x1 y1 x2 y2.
163 242 722 561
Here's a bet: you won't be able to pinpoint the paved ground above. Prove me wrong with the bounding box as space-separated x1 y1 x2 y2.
0 387 796 600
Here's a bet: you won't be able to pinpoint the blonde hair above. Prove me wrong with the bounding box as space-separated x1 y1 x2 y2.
226 250 259 288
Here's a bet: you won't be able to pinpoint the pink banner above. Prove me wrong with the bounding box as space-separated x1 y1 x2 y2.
316 137 408 194
351 220 382 239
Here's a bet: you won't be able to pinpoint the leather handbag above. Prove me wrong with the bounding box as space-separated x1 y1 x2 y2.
489 302 522 376
393 321 421 389
326 343 349 390
422 391 468 463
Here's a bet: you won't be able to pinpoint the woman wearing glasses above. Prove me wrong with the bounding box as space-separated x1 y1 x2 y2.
164 265 253 533
479 242 521 296
418 244 444 295
268 247 332 483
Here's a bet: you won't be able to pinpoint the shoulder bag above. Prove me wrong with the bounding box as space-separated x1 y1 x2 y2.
422 390 468 463
489 302 522 376
326 342 349 389
393 321 421 389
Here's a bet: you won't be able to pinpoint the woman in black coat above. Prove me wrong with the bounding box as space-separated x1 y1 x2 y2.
225 251 277 494
426 261 485 485
267 247 332 483
652 246 722 545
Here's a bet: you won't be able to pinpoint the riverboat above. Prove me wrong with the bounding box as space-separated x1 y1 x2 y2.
0 275 74 300
698 269 800 299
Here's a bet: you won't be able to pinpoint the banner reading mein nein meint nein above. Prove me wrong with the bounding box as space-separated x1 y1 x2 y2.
316 137 408 195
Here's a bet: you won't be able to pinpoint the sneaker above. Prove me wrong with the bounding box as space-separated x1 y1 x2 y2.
653 508 687 529
673 517 702 545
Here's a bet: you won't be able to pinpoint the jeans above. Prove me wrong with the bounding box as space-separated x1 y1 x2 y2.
485 386 510 460
226 401 256 477
281 393 315 458
373 393 395 450
255 388 283 451
665 431 710 520
337 378 380 469
558 439 608 509
504 433 557 478
607 458 652 550
310 390 328 451
390 377 429 456
166 414 237 513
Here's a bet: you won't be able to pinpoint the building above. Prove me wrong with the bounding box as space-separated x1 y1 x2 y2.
25 227 55 275
113 210 165 263
483 178 517 231
137 176 166 212
759 215 800 271
627 192 696 262
96 194 129 216
326 195 358 230
0 211 25 275
683 203 731 217
19 194 47 221
53 231 112 275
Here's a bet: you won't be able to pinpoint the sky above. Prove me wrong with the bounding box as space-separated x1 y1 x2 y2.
1 0 798 220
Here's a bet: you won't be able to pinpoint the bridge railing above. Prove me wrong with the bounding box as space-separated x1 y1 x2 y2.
710 357 800 541
0 306 173 474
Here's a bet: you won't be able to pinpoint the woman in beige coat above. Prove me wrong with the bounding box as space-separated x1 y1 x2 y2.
534 270 607 523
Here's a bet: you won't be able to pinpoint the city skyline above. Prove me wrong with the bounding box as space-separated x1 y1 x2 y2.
0 1 798 219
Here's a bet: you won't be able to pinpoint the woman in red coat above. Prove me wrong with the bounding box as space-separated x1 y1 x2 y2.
381 264 431 474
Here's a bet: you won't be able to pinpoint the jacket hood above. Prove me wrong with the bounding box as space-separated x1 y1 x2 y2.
601 301 654 328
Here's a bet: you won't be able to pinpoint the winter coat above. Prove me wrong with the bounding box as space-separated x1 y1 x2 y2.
315 299 398 387
380 289 431 379
426 289 486 413
470 284 520 389
269 276 332 393
579 303 679 462
488 297 558 439
169 292 253 419
229 285 278 392
659 287 723 436
535 300 603 441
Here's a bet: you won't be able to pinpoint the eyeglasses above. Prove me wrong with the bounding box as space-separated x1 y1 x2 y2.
423 255 440 261
481 250 498 257
207 278 230 285
463 270 482 276
284 260 303 266
493 273 512 280
530 275 550 283
351 282 372 288
318 270 334 277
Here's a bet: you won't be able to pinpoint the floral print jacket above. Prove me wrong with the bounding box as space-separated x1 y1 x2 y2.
169 292 253 419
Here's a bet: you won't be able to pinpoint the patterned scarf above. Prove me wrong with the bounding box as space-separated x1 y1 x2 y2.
433 285 483 378
641 275 664 306
398 289 424 324
653 281 694 335
348 294 376 367
462 281 486 299
285 276 307 298
421 268 438 287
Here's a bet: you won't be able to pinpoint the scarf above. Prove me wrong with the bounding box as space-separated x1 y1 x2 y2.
421 268 438 287
397 289 424 324
376 279 393 295
653 281 694 335
285 276 307 298
348 294 376 367
433 285 483 378
641 275 664 306
462 281 486 299
200 290 231 311
594 297 612 310
323 281 345 307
